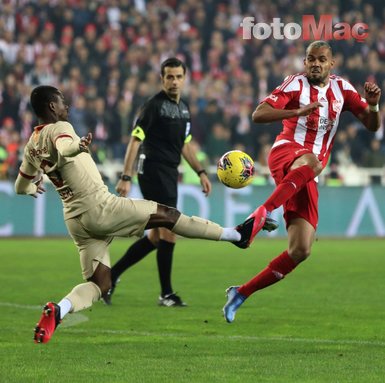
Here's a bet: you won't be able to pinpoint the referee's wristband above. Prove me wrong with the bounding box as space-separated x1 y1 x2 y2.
197 169 207 176
120 174 132 182
369 104 379 112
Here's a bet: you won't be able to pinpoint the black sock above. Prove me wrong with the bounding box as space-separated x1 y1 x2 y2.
111 236 156 283
157 240 175 296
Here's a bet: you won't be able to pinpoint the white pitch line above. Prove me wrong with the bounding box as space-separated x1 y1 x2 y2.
62 328 385 347
0 302 41 310
0 301 89 328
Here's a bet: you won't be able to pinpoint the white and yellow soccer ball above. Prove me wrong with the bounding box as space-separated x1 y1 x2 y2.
217 150 255 189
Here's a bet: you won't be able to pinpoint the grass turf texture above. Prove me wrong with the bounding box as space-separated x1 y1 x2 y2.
0 238 384 383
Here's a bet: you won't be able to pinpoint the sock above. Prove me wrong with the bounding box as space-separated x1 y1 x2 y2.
220 227 241 242
263 165 315 212
157 240 175 296
58 298 72 319
111 236 156 283
65 281 101 312
172 214 223 240
238 251 297 297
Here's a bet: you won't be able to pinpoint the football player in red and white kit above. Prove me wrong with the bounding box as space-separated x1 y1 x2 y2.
223 40 381 323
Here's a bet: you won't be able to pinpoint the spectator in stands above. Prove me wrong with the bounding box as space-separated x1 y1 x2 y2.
0 0 384 178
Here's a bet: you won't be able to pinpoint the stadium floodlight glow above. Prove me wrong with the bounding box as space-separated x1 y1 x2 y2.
240 15 369 42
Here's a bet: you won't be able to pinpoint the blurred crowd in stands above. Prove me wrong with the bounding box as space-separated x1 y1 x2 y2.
0 0 384 185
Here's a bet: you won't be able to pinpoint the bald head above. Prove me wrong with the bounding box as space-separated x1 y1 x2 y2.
305 40 333 57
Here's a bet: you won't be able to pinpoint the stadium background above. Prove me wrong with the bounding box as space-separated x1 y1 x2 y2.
0 0 384 236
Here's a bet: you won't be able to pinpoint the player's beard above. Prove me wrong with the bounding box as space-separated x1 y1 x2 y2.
308 72 327 86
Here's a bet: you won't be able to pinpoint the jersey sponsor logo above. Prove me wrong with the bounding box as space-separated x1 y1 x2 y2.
306 116 335 132
58 187 74 201
29 147 48 157
319 116 335 131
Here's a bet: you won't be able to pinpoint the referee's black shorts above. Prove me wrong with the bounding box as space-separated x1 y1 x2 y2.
138 162 178 208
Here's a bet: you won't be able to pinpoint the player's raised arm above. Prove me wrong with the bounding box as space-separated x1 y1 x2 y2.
356 82 381 132
56 131 92 157
252 101 322 123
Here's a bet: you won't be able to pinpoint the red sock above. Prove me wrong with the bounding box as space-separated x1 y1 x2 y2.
238 251 297 297
263 165 315 212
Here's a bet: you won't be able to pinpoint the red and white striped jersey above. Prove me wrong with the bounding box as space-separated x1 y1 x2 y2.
262 73 368 167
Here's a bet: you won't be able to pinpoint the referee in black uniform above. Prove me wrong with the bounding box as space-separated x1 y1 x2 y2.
104 58 211 306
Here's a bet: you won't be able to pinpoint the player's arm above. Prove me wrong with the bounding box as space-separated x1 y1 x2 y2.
15 161 45 198
115 135 142 196
116 101 152 196
182 139 211 196
56 132 92 157
355 82 381 132
252 101 322 123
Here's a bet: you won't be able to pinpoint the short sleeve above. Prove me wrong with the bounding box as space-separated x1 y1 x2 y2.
132 101 155 141
261 75 300 109
19 157 38 179
50 121 79 146
262 88 292 109
342 84 368 117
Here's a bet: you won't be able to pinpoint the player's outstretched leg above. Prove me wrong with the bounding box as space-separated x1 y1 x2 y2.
233 205 268 248
34 302 61 344
223 286 247 323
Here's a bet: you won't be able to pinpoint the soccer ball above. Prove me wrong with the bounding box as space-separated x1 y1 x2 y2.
217 150 255 189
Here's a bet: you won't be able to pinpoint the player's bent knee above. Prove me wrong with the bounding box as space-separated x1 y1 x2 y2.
156 204 181 226
289 247 311 263
312 161 323 176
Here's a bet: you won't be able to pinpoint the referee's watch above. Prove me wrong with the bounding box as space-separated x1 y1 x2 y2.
120 174 132 182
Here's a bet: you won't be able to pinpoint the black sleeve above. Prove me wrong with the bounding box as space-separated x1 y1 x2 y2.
132 99 157 138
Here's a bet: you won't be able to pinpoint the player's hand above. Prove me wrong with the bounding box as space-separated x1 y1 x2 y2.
200 174 212 196
79 132 92 153
364 82 381 107
116 179 131 197
31 176 46 198
296 102 323 117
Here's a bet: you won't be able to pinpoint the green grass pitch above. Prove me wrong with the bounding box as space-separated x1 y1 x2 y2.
1 237 384 383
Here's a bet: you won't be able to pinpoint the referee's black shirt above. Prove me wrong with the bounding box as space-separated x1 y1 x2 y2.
132 90 192 168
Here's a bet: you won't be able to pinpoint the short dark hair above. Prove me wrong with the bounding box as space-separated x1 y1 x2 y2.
306 40 333 56
160 57 186 76
30 85 61 117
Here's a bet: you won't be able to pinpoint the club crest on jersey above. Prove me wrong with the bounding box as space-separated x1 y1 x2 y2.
332 100 342 113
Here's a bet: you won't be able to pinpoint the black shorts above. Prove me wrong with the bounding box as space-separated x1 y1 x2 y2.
138 161 178 208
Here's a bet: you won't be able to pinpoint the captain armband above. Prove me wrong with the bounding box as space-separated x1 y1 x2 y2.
131 126 145 141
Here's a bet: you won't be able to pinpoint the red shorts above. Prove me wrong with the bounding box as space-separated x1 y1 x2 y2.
268 142 319 229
